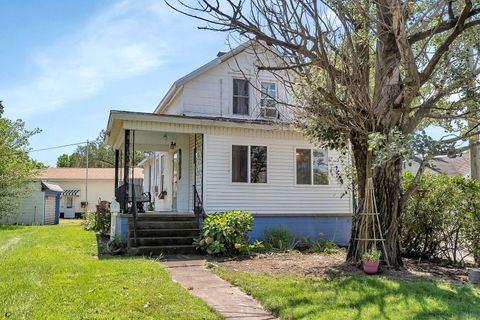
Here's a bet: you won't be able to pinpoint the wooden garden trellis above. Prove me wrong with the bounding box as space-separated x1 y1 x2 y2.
353 177 390 267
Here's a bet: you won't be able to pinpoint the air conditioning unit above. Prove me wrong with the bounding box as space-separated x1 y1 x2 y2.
260 107 280 119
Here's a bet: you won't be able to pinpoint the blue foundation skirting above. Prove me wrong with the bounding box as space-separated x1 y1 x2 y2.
111 213 129 245
249 215 352 246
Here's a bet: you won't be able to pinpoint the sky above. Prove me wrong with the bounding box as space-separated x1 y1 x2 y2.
0 0 229 166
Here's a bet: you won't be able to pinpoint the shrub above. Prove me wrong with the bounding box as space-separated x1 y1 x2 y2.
402 172 480 265
83 202 111 235
307 239 340 254
194 210 254 255
262 226 297 252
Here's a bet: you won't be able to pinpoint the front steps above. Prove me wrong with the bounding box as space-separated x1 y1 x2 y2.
128 214 199 256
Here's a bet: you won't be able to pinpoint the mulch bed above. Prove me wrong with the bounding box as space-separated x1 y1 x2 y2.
213 251 471 285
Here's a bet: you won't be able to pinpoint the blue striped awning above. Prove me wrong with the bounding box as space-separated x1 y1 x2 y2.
62 190 80 196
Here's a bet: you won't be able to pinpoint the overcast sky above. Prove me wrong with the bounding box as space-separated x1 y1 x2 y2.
0 0 228 166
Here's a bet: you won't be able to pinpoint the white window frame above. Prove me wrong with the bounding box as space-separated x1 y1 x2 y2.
66 196 73 208
230 144 268 184
294 147 329 186
260 81 277 105
232 78 250 115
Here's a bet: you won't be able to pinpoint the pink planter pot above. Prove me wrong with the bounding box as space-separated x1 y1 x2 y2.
363 260 380 274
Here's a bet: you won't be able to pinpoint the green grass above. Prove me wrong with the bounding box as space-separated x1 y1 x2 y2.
0 224 221 320
214 268 480 320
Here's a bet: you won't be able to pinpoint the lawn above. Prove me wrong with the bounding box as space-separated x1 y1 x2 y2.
0 223 221 320
214 267 480 320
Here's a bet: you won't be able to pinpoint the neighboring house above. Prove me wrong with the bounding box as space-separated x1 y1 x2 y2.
0 181 63 225
106 42 353 249
406 151 471 177
39 168 143 218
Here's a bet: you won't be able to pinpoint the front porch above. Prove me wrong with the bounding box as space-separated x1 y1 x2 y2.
106 113 207 254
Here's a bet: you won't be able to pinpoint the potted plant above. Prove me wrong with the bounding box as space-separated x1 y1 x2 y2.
362 248 381 274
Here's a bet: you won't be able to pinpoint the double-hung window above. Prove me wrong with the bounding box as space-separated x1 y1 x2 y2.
233 79 249 115
260 82 276 107
232 145 267 183
295 148 328 185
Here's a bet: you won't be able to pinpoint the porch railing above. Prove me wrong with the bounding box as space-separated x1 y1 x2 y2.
193 185 206 226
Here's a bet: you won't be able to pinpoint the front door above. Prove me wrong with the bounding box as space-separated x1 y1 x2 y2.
172 151 179 211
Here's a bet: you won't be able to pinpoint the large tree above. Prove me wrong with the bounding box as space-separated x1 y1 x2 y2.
170 0 480 267
0 101 42 216
57 130 144 168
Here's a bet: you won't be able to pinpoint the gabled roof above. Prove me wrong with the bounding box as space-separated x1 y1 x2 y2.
39 168 144 181
154 41 253 114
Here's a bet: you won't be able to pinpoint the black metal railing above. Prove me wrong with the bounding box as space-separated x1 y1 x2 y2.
193 185 206 226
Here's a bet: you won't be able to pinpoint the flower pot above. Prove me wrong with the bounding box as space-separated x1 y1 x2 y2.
363 260 380 274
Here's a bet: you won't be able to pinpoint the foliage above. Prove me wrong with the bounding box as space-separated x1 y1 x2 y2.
170 0 480 267
194 210 254 255
0 101 42 217
0 224 221 319
362 248 381 261
56 130 144 168
107 236 126 255
83 202 111 235
402 172 480 265
262 226 297 252
306 239 341 255
214 268 480 320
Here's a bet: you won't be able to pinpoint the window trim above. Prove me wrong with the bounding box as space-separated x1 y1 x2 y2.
66 196 73 208
230 144 269 184
232 78 250 115
260 81 277 103
294 147 329 186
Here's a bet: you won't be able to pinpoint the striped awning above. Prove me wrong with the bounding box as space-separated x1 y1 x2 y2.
62 190 80 196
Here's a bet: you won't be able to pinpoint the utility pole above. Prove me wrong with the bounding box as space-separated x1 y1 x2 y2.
86 139 89 212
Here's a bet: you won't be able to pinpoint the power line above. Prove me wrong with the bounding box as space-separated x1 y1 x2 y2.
27 141 88 153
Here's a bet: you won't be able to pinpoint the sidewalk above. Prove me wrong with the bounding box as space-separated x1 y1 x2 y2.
162 256 277 320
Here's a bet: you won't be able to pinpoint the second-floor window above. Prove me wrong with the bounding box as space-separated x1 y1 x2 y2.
261 82 276 107
233 79 249 115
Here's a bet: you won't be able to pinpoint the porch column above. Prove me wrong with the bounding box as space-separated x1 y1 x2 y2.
114 149 119 190
123 130 130 213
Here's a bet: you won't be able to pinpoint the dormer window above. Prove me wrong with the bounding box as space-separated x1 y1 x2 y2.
233 79 249 115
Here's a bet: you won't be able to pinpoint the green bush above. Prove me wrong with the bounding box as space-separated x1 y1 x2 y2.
194 210 254 255
262 226 297 251
307 238 341 254
403 172 480 265
83 202 111 235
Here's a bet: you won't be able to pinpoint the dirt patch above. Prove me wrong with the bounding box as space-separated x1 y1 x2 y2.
213 251 471 285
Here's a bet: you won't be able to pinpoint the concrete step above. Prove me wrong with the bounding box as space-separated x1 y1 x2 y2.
130 245 197 256
133 215 196 222
129 236 195 247
130 221 197 230
129 228 200 238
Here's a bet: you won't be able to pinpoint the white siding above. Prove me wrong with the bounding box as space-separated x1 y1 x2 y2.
163 49 292 121
0 182 45 225
204 131 352 215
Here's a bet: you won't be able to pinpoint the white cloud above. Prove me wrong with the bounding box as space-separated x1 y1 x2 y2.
2 0 168 119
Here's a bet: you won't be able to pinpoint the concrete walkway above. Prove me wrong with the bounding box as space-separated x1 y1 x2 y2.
162 256 277 320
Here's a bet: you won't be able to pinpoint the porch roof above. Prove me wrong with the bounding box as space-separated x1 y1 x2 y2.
105 110 296 150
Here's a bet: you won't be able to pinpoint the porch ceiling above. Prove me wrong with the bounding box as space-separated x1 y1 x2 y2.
118 130 187 152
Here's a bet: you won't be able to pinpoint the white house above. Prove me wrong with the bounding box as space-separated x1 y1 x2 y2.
106 43 353 252
40 168 143 218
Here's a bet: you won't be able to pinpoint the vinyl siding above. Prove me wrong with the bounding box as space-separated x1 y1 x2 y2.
0 182 45 225
204 131 352 215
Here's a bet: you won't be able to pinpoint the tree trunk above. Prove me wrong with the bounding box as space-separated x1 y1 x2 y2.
347 135 404 268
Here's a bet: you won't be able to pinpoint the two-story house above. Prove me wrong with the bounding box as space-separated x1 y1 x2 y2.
105 42 353 254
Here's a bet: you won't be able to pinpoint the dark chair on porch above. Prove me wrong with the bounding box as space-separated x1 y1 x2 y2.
115 182 151 213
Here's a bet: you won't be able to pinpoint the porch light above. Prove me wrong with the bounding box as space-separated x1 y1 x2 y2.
169 141 176 150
